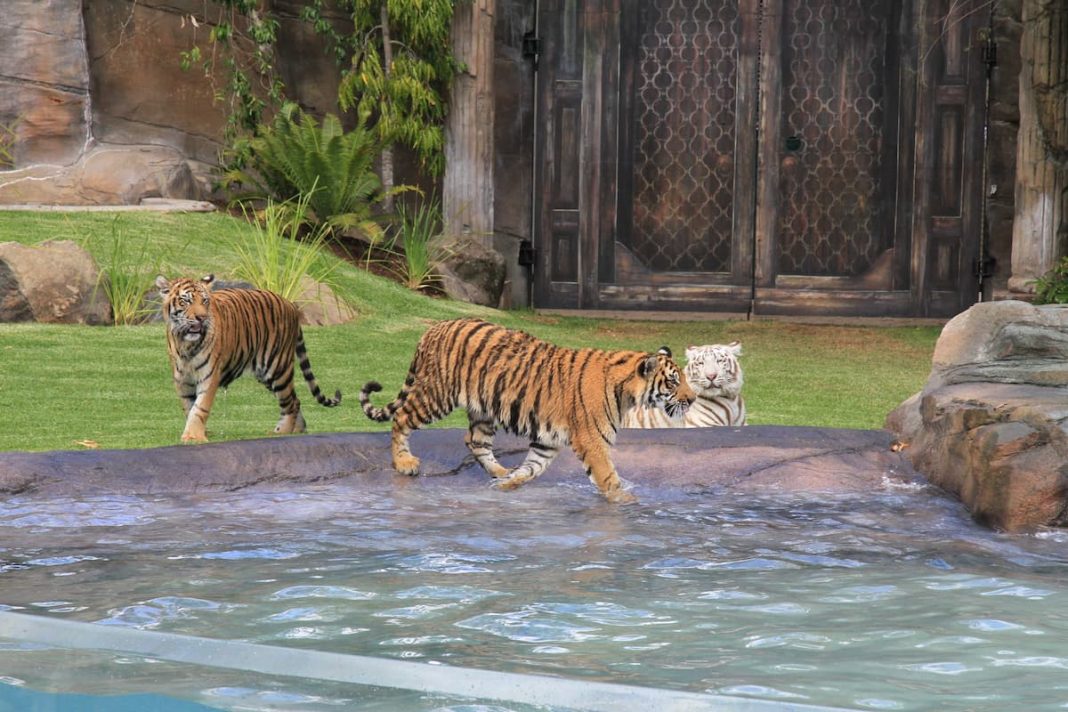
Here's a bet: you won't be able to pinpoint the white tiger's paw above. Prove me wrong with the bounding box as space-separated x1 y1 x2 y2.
491 473 534 491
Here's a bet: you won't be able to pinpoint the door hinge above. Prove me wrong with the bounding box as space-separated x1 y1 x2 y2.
981 33 997 68
518 239 536 269
523 31 541 71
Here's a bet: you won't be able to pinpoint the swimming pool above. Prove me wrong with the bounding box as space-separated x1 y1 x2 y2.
1 456 1066 711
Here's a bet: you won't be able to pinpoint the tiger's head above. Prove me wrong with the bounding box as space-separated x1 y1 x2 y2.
684 342 744 399
156 274 216 346
637 347 696 419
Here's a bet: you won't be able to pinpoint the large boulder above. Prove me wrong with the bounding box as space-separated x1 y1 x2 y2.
887 300 1068 531
437 238 507 307
0 145 203 206
0 240 112 325
295 275 357 327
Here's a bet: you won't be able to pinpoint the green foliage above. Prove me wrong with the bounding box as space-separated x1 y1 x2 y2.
1033 256 1068 304
179 1 458 177
177 2 284 155
82 217 166 325
225 103 400 237
231 191 341 304
0 117 19 170
387 195 450 291
317 0 459 176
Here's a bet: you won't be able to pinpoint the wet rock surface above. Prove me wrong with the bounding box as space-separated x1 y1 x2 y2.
0 426 922 501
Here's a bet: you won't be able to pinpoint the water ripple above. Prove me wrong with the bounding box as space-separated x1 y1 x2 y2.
455 611 601 643
271 585 375 601
395 552 516 574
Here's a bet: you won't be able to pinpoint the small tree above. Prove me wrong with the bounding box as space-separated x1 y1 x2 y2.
181 1 459 199
302 0 459 205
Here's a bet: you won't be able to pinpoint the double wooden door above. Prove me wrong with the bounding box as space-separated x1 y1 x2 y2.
533 0 987 317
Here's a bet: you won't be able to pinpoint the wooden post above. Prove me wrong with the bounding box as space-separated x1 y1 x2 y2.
444 0 496 246
1008 0 1068 294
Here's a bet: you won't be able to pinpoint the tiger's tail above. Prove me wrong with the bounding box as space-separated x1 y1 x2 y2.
296 332 342 407
359 379 410 422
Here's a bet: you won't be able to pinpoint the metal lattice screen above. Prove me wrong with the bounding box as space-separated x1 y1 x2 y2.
777 0 889 277
629 0 738 273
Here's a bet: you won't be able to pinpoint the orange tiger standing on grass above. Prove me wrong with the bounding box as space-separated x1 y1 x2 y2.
359 318 696 503
156 275 341 443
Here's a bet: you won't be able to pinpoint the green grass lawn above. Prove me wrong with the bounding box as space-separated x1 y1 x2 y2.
0 210 941 452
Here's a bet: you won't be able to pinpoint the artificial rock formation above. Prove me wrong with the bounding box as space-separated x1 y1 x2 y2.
887 300 1068 531
0 240 111 325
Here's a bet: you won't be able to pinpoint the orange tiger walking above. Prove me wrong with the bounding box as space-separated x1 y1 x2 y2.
360 318 695 503
157 275 341 443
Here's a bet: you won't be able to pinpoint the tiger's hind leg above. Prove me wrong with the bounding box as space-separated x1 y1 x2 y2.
491 441 559 491
262 361 306 435
465 414 509 478
391 394 451 476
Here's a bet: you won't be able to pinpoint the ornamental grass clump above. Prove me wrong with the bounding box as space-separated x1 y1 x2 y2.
231 190 341 304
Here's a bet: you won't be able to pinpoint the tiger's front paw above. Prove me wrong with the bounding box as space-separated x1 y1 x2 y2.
491 472 534 491
181 431 208 444
393 454 421 476
604 488 638 505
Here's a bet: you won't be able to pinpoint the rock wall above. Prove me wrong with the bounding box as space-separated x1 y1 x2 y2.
0 0 91 167
887 301 1068 531
0 0 347 206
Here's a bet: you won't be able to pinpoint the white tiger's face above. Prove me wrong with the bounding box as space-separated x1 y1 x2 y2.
684 342 743 399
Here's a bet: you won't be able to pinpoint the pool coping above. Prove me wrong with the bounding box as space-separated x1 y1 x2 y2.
0 426 925 501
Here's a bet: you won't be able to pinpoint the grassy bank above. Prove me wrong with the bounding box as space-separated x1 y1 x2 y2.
0 210 941 452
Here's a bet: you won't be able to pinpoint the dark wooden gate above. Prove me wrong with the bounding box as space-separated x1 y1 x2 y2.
533 0 987 317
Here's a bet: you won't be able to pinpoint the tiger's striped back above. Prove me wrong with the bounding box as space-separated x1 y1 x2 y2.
158 275 340 442
622 342 746 428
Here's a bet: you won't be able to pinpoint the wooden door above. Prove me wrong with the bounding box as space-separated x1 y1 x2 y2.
532 0 986 317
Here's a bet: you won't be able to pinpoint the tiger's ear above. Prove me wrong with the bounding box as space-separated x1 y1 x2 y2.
638 354 660 379
201 274 216 287
727 341 743 356
657 345 672 358
155 275 171 297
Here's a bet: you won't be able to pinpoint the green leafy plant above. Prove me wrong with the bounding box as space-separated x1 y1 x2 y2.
89 217 164 325
387 195 451 291
225 103 404 239
1033 256 1068 304
0 117 20 170
231 190 342 304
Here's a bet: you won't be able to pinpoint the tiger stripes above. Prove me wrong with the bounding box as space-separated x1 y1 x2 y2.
359 318 695 503
622 342 746 428
156 275 340 443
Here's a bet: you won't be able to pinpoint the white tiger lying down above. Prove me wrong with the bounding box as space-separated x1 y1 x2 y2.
622 342 746 428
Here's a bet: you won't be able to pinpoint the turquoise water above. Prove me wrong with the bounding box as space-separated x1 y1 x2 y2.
0 683 216 712
0 474 1066 710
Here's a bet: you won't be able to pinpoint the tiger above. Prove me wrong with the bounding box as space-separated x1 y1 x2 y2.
156 274 341 443
359 318 696 504
622 342 746 428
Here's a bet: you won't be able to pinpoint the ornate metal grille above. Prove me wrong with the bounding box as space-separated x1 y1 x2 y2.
629 0 738 273
777 0 889 277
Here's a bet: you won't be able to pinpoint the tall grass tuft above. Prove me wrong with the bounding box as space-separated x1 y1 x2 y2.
232 191 341 304
389 196 450 291
0 117 18 170
89 217 163 325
